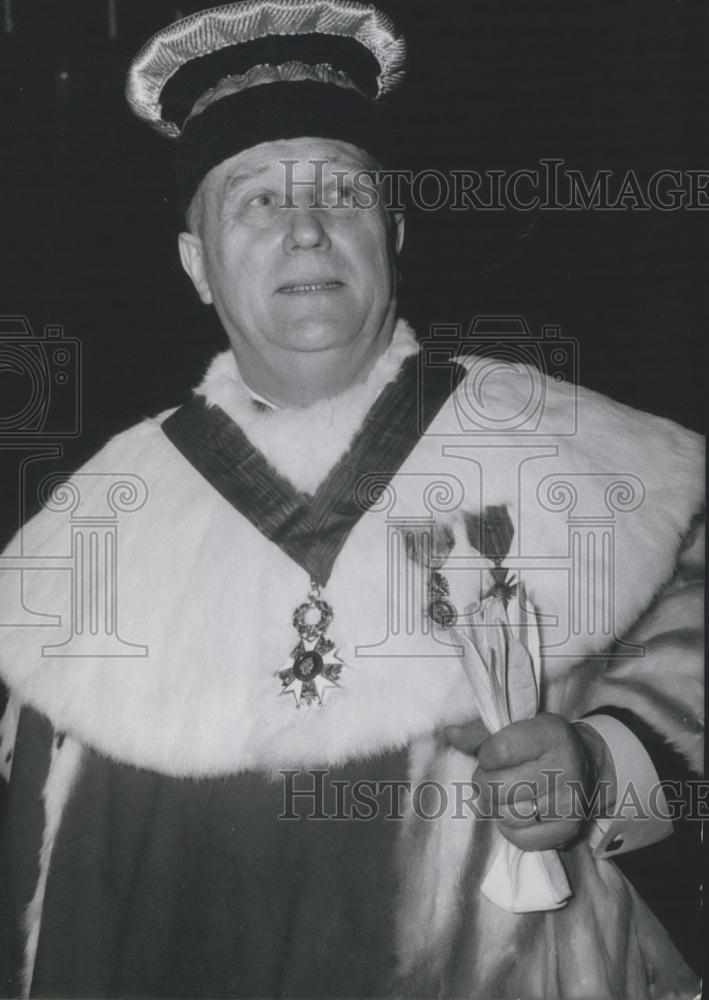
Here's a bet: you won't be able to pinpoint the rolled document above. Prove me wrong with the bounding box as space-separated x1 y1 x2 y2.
455 585 572 913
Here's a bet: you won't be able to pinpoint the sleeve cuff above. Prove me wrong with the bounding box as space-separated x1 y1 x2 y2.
576 713 674 859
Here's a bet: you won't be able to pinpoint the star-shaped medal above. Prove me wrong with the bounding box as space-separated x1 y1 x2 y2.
278 635 343 708
484 566 518 606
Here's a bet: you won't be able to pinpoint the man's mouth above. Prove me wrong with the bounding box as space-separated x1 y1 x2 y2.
277 280 344 294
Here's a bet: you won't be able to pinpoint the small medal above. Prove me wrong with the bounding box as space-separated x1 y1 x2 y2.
484 560 518 605
428 569 458 628
278 582 344 708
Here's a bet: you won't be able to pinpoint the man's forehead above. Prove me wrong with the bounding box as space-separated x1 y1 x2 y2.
217 138 376 183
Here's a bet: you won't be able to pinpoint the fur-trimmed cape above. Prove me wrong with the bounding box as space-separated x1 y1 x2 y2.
0 318 703 998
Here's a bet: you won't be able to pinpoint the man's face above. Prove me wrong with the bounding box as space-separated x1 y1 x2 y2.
179 138 404 395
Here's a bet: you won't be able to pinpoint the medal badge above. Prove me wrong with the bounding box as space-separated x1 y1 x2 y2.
278 583 344 707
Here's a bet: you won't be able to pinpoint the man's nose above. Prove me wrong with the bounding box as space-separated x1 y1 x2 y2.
283 208 331 253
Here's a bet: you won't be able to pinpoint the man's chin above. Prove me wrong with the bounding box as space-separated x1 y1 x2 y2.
274 319 365 353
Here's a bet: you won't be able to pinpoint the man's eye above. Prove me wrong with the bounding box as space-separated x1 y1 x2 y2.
248 192 276 208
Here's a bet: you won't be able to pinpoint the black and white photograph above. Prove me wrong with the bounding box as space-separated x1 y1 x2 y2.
0 1 705 997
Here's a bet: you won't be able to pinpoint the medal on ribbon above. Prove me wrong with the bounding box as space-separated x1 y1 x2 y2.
278 582 344 707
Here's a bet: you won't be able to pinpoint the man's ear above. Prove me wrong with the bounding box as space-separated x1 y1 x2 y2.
178 232 213 304
392 211 405 255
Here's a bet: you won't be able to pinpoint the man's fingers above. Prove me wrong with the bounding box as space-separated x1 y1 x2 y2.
476 714 565 770
473 762 548 808
444 720 489 755
498 796 547 828
498 819 580 852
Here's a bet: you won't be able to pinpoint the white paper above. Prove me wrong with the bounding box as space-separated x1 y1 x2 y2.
454 585 572 914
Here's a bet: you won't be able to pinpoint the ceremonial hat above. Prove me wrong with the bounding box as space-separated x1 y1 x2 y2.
125 0 406 210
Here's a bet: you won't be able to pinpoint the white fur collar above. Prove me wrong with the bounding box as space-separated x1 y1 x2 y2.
194 318 419 494
0 328 703 777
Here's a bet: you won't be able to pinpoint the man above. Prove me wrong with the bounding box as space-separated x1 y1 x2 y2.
0 2 703 997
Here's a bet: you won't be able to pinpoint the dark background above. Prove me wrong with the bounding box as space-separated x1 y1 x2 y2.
1 0 706 461
0 0 706 975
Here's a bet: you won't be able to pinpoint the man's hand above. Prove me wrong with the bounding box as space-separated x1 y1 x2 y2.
445 713 616 851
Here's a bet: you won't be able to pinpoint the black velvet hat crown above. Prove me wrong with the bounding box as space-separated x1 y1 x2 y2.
125 0 406 210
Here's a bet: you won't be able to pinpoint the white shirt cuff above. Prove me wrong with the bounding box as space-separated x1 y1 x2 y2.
577 713 674 858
